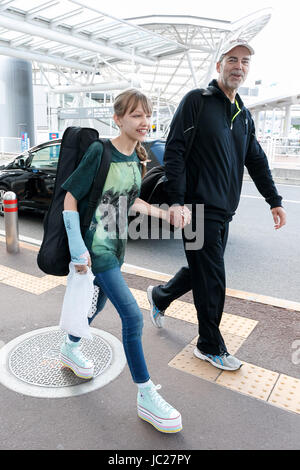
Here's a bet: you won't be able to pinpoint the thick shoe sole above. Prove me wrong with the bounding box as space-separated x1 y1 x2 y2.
137 405 182 433
147 286 163 329
60 353 94 380
193 347 242 371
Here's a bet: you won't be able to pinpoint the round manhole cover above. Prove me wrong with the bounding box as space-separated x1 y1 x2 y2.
0 327 126 398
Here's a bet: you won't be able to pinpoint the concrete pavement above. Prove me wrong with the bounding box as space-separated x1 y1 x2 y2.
0 237 299 452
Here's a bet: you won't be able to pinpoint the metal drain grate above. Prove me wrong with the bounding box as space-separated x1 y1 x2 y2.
9 329 112 387
0 327 126 398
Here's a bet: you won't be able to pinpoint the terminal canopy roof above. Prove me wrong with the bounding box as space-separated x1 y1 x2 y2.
0 0 271 104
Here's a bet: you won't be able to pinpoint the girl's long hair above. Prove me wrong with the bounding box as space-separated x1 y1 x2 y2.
113 88 153 178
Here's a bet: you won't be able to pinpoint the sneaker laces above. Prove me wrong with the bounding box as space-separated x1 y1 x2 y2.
148 384 173 413
154 305 165 316
75 347 85 361
208 352 229 359
70 344 87 362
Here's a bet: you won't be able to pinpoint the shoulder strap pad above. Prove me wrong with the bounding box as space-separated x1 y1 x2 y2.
184 90 206 161
81 138 111 233
200 86 214 96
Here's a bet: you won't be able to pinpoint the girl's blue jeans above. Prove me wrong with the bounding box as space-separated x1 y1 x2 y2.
68 266 150 384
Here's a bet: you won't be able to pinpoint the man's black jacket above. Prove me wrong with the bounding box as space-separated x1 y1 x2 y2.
163 79 282 221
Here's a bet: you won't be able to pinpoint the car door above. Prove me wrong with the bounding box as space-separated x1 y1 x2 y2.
23 143 60 210
0 151 32 204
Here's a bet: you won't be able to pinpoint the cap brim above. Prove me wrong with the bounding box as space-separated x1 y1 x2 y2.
220 43 255 58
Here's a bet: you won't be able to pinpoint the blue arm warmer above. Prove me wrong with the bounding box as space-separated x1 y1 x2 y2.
63 210 89 265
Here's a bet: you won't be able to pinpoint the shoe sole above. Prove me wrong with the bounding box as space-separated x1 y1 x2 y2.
193 348 242 371
60 354 94 380
137 405 182 433
147 286 163 329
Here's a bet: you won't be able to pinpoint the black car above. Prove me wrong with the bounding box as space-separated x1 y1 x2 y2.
0 138 165 215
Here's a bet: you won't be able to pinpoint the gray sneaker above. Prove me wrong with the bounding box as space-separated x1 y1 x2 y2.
193 347 242 371
147 286 165 328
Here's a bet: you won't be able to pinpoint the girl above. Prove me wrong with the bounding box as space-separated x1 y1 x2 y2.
59 89 190 434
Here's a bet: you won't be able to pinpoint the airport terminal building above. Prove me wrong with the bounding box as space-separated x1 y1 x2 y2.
0 3 272 149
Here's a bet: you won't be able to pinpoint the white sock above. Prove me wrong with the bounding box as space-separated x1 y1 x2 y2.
137 379 153 389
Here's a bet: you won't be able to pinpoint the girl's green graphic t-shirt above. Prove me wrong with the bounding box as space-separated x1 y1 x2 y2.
62 140 142 274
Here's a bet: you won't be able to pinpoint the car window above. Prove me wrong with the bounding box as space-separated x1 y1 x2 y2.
30 145 60 169
9 152 29 169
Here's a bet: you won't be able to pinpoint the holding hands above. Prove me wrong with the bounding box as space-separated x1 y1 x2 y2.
167 205 191 229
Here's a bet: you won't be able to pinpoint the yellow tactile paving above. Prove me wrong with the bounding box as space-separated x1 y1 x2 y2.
220 312 258 338
169 340 300 414
268 374 300 414
0 265 19 280
169 345 286 406
159 300 258 339
2 235 300 312
0 265 65 294
169 344 279 401
168 344 221 382
168 346 280 402
0 259 299 415
130 288 149 309
1 271 62 295
130 289 259 339
216 363 279 401
191 333 246 356
130 288 185 317
165 300 198 322
220 333 247 355
122 262 300 313
45 275 68 286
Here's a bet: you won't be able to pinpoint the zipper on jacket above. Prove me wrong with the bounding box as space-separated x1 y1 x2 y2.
230 99 242 130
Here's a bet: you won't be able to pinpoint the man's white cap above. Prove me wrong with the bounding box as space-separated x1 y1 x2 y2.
218 39 255 61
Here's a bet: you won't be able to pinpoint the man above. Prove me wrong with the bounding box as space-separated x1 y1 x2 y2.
147 39 286 371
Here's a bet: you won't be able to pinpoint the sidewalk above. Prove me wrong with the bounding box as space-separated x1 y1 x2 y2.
0 237 299 451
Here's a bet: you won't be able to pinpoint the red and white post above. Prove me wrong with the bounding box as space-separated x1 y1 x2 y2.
3 191 19 253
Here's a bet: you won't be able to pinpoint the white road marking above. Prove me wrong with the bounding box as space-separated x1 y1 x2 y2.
241 195 300 204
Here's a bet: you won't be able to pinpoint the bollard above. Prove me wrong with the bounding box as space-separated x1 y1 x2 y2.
3 191 19 254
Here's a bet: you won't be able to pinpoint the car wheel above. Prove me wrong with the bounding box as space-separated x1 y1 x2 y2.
0 186 9 216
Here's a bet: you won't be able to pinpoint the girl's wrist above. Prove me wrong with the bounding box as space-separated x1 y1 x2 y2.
160 209 168 221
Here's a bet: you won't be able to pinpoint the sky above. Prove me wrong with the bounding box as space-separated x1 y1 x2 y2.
83 0 300 96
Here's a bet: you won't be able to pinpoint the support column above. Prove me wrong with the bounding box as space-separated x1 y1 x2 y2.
283 104 292 138
0 56 35 146
271 108 276 137
253 110 260 132
186 52 198 88
156 87 161 138
261 110 267 138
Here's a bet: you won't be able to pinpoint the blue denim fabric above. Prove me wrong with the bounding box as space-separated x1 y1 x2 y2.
68 267 150 384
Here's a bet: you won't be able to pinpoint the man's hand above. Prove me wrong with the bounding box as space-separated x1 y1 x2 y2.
271 206 286 230
168 205 191 229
